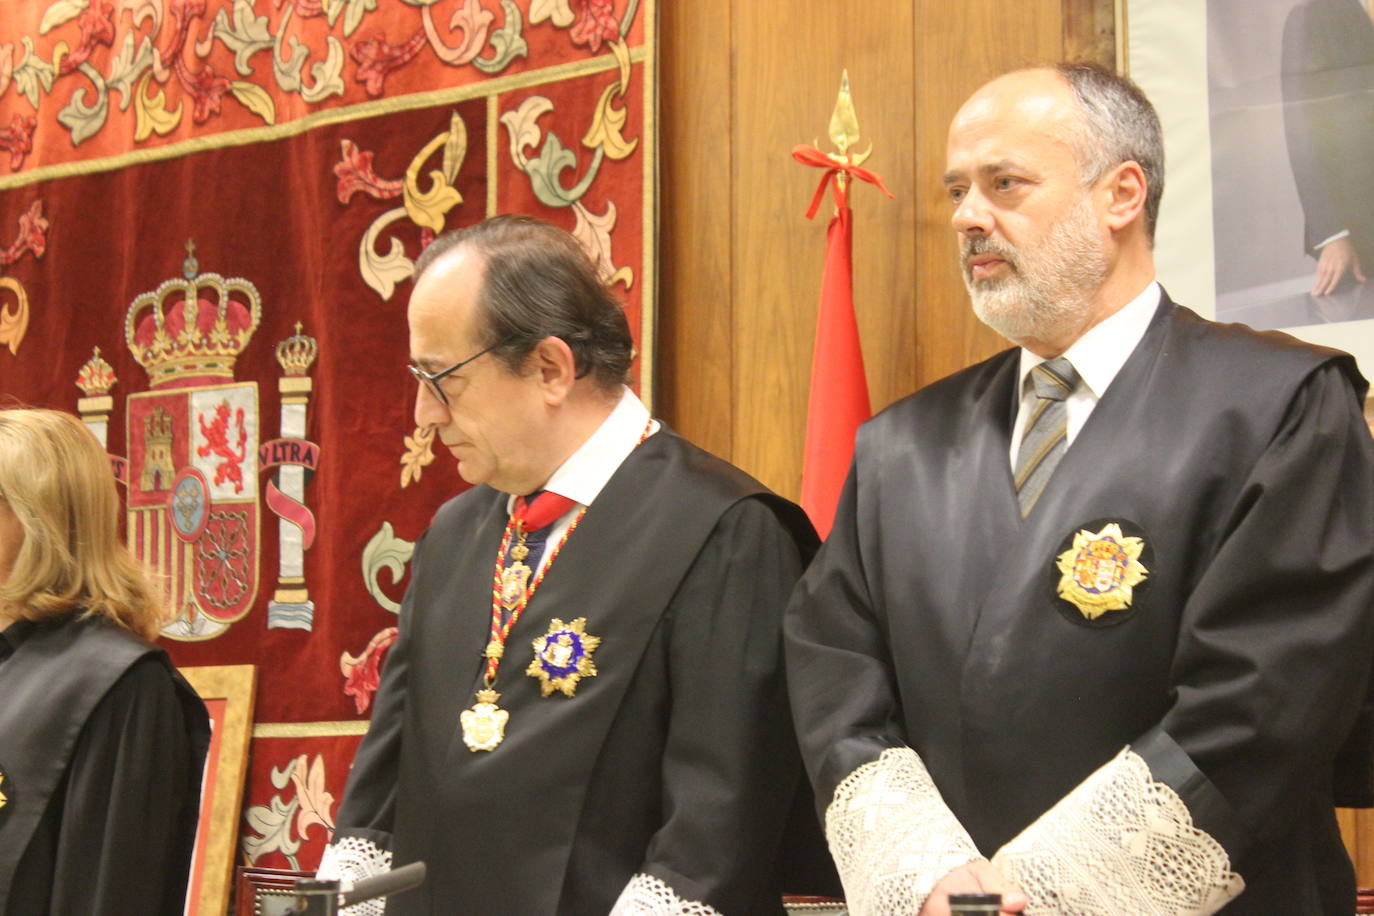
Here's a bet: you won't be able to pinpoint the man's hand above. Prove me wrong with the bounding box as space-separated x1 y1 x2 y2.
1312 236 1365 295
917 861 1027 915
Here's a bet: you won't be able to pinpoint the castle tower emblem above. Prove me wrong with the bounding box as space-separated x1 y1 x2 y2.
140 408 176 491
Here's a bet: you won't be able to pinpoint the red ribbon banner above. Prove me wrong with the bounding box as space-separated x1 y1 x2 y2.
259 438 320 550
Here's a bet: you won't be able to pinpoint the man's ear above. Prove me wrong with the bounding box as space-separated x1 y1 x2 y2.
1099 159 1148 233
531 336 577 405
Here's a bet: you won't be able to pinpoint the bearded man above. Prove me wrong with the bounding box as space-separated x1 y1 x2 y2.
785 63 1374 916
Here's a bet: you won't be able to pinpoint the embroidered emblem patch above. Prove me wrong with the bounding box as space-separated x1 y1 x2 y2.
1055 522 1149 620
527 617 601 697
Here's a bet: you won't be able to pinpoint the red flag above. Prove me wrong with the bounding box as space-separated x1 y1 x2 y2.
801 201 869 538
793 146 891 538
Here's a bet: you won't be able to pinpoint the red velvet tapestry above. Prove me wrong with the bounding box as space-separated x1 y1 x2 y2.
0 0 655 880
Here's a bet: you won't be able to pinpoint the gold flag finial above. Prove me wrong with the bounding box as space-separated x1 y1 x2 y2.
794 69 891 217
829 70 860 156
825 70 873 181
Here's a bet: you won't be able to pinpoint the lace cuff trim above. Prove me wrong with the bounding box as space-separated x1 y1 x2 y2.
825 747 983 915
317 835 394 916
991 746 1245 916
609 872 724 915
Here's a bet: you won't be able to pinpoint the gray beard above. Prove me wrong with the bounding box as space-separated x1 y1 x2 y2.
962 196 1110 347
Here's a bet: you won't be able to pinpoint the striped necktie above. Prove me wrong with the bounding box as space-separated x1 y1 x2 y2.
1014 356 1080 517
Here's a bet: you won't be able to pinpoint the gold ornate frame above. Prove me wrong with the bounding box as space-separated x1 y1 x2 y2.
182 664 258 916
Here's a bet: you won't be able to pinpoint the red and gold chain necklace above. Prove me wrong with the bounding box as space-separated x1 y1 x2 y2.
459 418 653 752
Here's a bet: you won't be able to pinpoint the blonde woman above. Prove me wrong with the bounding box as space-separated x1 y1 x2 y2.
0 408 209 915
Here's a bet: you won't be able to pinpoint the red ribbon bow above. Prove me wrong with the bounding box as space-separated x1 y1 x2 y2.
792 144 894 219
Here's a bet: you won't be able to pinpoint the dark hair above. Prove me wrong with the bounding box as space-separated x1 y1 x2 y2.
1054 62 1165 243
413 215 634 393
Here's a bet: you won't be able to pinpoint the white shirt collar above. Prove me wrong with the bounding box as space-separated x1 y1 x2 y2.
506 387 654 513
1017 280 1161 398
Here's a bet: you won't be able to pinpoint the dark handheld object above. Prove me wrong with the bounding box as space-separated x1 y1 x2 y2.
283 861 427 914
948 892 1002 915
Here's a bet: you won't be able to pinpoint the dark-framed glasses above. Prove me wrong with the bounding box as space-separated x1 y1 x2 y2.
408 342 501 407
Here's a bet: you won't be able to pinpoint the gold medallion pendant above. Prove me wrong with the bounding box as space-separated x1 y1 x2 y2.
527 617 601 697
460 689 510 752
1055 522 1149 620
500 561 532 611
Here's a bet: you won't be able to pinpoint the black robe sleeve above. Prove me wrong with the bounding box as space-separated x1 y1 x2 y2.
9 656 201 916
331 537 425 854
784 462 908 812
635 497 808 913
1146 361 1374 864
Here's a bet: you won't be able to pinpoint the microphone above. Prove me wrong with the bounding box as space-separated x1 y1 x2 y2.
285 861 426 914
342 861 427 907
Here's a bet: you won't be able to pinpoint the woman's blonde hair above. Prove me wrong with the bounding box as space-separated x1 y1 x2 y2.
0 408 165 640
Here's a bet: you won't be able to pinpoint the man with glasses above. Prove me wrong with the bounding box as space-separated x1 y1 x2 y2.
319 215 827 915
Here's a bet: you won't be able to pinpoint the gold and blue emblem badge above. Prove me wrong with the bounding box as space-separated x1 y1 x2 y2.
527 617 601 697
1055 522 1149 620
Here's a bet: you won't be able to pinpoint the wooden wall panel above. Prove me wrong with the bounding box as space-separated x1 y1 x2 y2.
1363 811 1374 889
835 36 920 433
658 0 1086 495
1339 807 1374 887
1063 0 1119 66
658 0 734 460
911 1 1065 389
730 2 917 497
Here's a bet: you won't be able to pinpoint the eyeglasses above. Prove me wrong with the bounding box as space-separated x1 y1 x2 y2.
408 342 501 408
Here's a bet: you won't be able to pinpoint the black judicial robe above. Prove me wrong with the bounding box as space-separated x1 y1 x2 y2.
0 615 209 915
785 295 1374 914
333 428 823 915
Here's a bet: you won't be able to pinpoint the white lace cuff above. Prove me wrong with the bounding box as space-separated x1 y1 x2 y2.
991 746 1245 916
609 872 724 915
317 834 394 916
825 747 983 916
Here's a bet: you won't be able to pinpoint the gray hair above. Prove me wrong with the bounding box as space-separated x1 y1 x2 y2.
1054 62 1165 243
413 215 634 394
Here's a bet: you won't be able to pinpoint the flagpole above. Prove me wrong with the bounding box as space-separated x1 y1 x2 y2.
791 73 892 539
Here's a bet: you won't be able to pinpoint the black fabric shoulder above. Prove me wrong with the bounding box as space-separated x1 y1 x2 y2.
1169 302 1368 397
0 617 178 908
867 348 1019 433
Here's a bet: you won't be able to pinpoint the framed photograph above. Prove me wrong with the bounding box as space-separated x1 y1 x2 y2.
1127 0 1374 380
182 665 258 916
234 867 310 916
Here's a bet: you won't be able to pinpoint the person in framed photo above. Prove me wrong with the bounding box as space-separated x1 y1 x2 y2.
1282 0 1374 307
